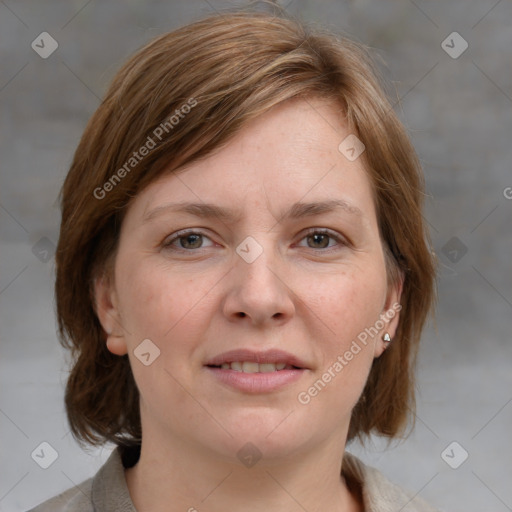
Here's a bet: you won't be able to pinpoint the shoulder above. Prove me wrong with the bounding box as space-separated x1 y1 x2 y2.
27 446 137 512
342 451 442 512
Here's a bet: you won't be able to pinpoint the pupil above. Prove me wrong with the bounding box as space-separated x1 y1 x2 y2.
183 234 201 249
310 233 328 249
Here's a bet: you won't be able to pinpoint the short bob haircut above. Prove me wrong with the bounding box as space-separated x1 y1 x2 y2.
55 8 436 449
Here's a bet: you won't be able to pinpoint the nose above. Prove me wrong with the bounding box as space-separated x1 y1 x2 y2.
222 238 296 327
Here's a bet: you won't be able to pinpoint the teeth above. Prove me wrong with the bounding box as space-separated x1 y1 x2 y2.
242 362 259 373
218 362 293 373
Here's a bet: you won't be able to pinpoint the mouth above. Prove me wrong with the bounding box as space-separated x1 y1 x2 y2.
206 361 300 373
204 349 308 393
204 348 308 371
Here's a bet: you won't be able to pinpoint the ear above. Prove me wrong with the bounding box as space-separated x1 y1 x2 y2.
93 272 128 356
373 271 404 358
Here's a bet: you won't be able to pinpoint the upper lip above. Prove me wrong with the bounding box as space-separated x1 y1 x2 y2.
204 349 309 369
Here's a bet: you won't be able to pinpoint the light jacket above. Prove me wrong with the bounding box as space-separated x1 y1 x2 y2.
28 446 442 511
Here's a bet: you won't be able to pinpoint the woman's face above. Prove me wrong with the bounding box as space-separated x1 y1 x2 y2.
96 97 402 462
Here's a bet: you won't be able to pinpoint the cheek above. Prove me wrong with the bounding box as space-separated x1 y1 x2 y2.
302 260 387 400
115 261 172 338
314 262 388 343
115 254 220 348
114 256 209 401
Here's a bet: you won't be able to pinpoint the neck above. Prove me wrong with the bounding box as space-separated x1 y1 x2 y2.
124 426 363 512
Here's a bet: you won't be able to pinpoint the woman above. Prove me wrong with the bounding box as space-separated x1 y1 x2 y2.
30 8 439 512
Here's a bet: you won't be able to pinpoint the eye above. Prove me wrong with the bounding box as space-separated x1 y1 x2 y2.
297 229 347 251
162 230 215 251
162 228 348 253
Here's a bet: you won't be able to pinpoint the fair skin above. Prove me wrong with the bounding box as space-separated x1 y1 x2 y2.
95 97 402 512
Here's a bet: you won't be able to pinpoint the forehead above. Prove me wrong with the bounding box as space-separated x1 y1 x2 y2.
129 97 376 226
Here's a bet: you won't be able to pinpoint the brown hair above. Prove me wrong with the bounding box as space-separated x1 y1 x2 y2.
55 7 436 448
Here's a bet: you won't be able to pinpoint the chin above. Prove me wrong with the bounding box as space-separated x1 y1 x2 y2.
203 408 314 462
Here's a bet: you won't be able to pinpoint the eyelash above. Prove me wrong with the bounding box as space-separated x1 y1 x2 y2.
162 228 348 253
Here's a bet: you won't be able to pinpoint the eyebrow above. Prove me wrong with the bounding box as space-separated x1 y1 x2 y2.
142 199 363 224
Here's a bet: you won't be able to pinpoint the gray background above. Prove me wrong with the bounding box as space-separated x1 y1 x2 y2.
1 1 511 511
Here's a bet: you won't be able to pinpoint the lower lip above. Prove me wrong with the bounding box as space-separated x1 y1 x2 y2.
204 367 306 393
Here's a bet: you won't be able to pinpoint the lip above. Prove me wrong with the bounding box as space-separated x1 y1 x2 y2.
205 366 306 393
203 348 309 394
204 348 309 369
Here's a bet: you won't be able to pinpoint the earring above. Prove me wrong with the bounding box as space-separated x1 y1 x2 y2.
383 332 391 348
